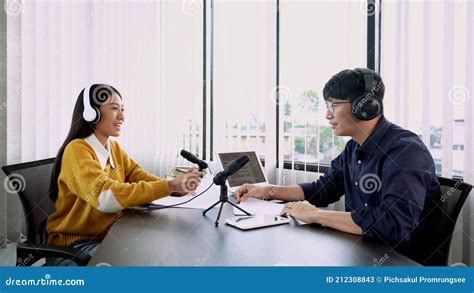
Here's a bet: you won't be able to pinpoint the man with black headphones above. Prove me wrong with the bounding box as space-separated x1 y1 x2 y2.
235 68 441 261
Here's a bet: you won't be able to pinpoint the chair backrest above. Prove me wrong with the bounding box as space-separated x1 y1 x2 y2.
2 158 56 245
414 176 472 265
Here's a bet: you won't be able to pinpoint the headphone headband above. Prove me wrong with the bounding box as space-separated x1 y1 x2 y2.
351 68 382 121
82 84 100 123
354 68 374 93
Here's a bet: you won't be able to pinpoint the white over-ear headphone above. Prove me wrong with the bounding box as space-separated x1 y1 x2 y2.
82 85 101 123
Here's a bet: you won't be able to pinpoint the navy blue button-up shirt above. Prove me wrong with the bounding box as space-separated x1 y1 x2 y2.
299 116 441 247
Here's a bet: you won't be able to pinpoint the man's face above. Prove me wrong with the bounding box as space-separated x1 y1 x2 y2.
325 98 360 137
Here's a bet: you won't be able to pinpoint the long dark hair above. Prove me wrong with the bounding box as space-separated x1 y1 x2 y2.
49 84 122 202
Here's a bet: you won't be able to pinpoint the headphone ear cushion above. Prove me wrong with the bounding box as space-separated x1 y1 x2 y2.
83 110 94 122
83 106 101 123
82 87 102 124
92 108 101 124
83 104 97 122
352 95 382 121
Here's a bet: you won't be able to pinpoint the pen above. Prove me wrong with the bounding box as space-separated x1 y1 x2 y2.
235 216 254 222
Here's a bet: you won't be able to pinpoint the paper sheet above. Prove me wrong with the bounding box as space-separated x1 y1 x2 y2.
232 197 285 216
232 197 306 225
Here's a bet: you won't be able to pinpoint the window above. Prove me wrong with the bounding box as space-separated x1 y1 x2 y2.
212 0 276 162
381 0 472 178
279 0 367 169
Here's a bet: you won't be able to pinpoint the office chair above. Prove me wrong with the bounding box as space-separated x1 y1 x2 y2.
2 158 91 266
406 176 472 266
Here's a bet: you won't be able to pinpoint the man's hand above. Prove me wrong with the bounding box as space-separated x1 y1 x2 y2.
234 184 269 202
279 201 320 224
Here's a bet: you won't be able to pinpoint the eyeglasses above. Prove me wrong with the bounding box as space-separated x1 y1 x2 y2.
325 101 351 113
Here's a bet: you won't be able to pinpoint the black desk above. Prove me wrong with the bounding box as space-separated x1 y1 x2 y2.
88 203 419 266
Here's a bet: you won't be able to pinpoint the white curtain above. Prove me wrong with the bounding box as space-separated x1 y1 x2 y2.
212 0 277 183
1 0 203 245
381 0 473 265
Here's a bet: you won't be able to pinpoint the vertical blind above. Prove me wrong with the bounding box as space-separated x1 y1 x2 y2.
1 0 204 243
381 0 473 265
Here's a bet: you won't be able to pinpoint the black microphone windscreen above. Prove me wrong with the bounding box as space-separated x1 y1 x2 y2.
224 155 250 177
180 149 208 170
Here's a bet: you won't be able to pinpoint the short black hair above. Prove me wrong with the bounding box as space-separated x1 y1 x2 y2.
322 68 385 102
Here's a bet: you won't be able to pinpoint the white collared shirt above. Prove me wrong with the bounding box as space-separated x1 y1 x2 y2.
84 133 116 170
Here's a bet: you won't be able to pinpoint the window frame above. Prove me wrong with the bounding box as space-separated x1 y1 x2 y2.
204 0 381 174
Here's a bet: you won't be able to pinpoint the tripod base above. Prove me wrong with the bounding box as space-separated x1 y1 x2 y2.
202 184 252 227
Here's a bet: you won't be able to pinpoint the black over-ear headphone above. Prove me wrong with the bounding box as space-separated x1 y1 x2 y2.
351 68 383 121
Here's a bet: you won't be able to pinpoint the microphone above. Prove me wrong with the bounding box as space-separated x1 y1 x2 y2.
213 155 249 185
180 150 208 171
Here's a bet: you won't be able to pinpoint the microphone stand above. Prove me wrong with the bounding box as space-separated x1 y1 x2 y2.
202 178 252 227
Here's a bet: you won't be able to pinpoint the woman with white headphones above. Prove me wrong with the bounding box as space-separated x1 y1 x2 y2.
46 84 204 266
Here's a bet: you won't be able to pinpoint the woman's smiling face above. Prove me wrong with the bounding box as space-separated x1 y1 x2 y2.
94 93 125 140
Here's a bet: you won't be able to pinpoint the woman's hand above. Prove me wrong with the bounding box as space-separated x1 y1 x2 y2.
168 167 205 196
